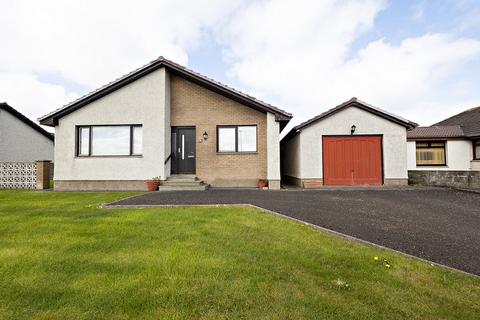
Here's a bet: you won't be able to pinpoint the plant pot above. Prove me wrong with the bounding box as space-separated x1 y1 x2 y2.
146 180 160 191
258 179 268 189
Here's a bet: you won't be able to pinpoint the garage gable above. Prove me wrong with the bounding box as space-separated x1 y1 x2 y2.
283 97 417 142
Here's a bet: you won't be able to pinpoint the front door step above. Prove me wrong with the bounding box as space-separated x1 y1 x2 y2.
158 175 209 191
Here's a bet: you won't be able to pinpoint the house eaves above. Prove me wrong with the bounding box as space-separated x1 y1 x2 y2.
38 57 293 128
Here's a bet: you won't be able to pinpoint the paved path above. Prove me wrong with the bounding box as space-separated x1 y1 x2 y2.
109 188 480 275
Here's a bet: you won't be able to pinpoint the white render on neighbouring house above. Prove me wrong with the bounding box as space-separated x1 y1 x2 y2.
406 106 480 172
407 140 474 171
0 103 54 162
406 106 480 189
281 98 417 188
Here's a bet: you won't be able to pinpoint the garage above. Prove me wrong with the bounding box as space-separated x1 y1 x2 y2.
323 136 382 185
281 98 417 188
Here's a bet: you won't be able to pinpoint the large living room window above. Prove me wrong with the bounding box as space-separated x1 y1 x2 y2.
76 125 142 156
416 141 446 166
474 140 480 160
217 125 257 153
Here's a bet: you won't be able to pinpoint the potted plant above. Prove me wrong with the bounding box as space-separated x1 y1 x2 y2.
258 179 268 189
146 176 161 191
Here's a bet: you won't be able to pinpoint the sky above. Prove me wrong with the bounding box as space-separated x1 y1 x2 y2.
1 0 480 134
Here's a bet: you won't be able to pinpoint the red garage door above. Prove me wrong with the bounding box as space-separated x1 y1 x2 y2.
323 136 383 186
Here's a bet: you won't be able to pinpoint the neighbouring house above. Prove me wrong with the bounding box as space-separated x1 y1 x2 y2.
407 106 480 188
0 102 54 162
39 57 292 191
281 98 417 188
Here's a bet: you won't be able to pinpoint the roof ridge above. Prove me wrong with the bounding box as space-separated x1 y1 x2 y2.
293 97 416 131
39 56 292 124
160 57 292 117
434 105 480 125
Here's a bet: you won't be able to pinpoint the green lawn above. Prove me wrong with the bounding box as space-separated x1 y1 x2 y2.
0 191 479 319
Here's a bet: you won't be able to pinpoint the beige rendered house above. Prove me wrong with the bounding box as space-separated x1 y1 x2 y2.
39 57 292 191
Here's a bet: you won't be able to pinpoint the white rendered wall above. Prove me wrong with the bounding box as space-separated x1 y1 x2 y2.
281 134 301 178
471 160 480 171
54 68 169 181
407 140 474 171
0 109 54 161
297 106 408 179
267 112 280 181
163 69 171 179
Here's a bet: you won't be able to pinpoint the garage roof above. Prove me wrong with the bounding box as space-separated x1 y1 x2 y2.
283 98 418 142
38 57 293 127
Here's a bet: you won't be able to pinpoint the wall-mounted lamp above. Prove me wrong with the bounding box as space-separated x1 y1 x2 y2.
350 125 356 135
202 131 209 141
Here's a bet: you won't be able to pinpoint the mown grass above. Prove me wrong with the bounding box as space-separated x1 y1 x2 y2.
0 190 479 319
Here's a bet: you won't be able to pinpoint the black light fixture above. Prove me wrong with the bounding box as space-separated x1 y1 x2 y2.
203 131 209 140
350 125 356 135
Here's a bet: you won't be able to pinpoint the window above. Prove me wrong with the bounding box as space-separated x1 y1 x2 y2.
474 140 480 160
77 125 142 156
416 141 446 166
78 127 90 156
217 125 257 153
132 126 143 155
218 127 236 152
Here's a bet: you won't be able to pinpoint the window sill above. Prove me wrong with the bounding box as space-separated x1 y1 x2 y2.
216 152 258 155
75 155 143 158
416 164 447 167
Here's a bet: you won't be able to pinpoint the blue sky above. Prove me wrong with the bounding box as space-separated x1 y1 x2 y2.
1 0 479 131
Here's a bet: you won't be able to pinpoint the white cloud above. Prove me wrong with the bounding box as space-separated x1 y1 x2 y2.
1 0 480 130
0 0 242 121
0 72 77 128
411 2 425 21
218 0 480 127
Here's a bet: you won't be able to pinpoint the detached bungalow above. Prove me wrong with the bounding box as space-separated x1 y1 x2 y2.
39 57 292 191
281 98 417 187
407 106 480 188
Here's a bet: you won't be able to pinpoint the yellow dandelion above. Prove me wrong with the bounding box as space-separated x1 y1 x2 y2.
373 256 379 261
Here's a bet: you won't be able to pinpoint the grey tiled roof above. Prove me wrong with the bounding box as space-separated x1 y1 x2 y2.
434 106 480 137
407 125 464 139
39 56 292 126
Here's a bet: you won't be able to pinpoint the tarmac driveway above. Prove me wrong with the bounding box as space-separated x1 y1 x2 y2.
109 188 480 275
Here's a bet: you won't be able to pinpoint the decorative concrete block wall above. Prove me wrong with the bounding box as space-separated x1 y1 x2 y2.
408 170 480 189
0 162 37 189
0 161 51 189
